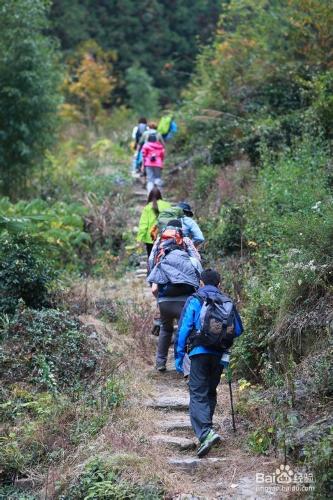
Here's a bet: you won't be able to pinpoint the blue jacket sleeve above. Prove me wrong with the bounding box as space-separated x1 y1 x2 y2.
182 217 205 244
233 307 244 337
189 219 205 244
175 297 199 361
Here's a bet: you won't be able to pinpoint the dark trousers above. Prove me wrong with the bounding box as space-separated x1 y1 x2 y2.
189 354 223 442
156 300 186 366
146 243 153 257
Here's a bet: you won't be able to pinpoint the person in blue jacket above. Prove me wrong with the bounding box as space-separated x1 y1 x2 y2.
177 202 205 248
175 269 243 458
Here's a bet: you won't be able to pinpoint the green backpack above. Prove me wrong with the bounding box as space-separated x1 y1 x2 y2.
157 115 173 136
157 206 183 232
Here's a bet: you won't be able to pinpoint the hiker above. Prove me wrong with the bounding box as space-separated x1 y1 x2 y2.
178 202 205 247
141 132 166 194
157 114 178 141
139 122 165 146
147 222 202 372
137 187 171 257
175 269 243 458
132 117 148 149
131 118 147 176
148 219 201 274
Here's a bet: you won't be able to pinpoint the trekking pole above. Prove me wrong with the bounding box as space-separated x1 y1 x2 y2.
226 365 236 433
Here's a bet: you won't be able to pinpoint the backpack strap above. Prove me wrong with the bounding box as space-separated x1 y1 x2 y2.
191 291 205 305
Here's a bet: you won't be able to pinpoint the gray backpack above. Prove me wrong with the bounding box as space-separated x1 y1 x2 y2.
189 292 236 350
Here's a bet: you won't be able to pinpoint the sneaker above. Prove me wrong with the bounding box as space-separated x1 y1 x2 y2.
197 430 221 458
156 364 166 372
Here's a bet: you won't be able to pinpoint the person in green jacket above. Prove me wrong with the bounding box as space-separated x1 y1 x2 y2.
137 187 171 257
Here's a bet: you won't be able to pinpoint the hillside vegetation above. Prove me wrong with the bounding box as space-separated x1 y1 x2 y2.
0 0 332 498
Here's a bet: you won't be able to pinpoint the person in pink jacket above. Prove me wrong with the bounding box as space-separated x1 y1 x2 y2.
141 133 166 193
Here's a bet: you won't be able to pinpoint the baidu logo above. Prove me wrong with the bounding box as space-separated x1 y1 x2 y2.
256 464 314 494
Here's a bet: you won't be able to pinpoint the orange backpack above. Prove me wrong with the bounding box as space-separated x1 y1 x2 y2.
154 228 184 265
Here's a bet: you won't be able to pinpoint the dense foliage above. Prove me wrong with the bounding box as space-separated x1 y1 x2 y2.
0 235 55 314
182 0 333 161
0 0 61 198
50 0 221 102
0 306 97 392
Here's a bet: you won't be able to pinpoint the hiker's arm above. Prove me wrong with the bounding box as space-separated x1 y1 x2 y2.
148 240 158 273
136 206 149 242
158 133 166 146
141 144 147 161
185 238 201 261
190 219 205 245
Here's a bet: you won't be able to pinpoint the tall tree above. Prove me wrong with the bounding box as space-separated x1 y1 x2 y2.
0 0 61 199
125 65 159 118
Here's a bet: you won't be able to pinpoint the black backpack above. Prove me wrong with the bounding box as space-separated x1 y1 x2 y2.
189 292 236 350
148 132 157 142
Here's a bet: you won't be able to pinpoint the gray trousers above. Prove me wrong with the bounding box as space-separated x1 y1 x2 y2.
156 300 186 366
146 166 163 194
189 354 223 442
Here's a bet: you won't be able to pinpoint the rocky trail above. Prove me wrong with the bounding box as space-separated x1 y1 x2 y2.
123 183 284 499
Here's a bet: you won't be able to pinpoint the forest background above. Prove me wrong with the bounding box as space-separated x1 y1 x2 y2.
0 0 332 498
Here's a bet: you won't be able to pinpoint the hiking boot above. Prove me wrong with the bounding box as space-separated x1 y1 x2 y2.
156 364 166 372
197 430 221 458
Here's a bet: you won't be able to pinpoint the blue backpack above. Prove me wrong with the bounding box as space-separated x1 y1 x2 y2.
165 120 178 141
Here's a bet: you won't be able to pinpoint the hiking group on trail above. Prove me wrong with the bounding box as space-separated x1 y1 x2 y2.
131 114 177 194
134 115 243 459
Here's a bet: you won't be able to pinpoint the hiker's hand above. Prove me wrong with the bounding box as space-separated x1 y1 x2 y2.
151 283 158 297
175 358 184 374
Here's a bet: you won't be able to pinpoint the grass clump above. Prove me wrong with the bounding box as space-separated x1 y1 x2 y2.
60 457 164 500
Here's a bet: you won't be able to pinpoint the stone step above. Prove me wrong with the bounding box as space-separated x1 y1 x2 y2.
134 272 146 276
132 190 147 198
158 415 192 432
152 434 196 451
146 395 189 411
168 456 227 472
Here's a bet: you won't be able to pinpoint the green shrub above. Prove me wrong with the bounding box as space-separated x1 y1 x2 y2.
61 458 163 500
203 202 245 258
0 197 90 269
0 235 55 314
0 486 37 499
304 429 333 499
235 136 333 378
248 427 274 455
194 165 218 200
0 306 97 392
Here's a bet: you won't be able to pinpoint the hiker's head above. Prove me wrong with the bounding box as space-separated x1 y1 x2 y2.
149 122 157 130
167 219 182 229
147 187 162 214
147 187 162 203
178 202 193 217
200 269 221 287
138 117 147 124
